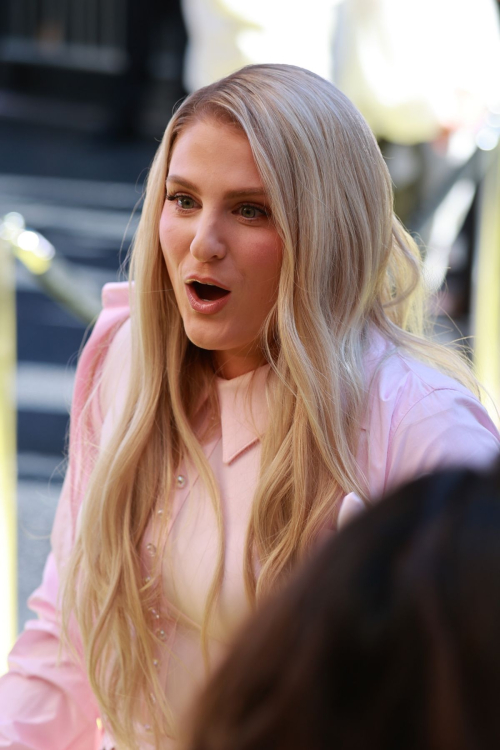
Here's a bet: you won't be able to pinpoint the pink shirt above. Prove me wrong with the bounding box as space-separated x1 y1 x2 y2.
1 282 499 749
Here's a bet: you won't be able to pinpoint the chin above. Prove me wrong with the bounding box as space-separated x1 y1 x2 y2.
183 322 256 361
183 323 228 353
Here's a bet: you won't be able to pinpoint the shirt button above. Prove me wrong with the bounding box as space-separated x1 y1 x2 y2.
176 474 186 488
146 543 156 557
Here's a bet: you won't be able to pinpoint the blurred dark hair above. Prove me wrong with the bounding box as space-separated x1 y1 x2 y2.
184 460 500 750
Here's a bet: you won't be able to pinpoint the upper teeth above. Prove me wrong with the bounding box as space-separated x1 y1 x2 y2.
188 280 216 285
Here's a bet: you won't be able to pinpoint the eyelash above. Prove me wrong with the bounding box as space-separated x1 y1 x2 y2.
166 193 268 220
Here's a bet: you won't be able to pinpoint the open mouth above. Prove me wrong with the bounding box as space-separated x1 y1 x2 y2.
190 281 230 302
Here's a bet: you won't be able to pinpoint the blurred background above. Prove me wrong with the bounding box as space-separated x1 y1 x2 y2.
0 0 499 666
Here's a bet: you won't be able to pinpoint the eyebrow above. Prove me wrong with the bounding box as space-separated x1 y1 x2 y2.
166 174 267 200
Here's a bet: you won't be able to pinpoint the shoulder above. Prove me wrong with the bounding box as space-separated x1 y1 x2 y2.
96 282 132 418
61 283 132 545
80 281 130 362
363 331 487 428
359 333 500 497
72 282 131 427
101 281 130 311
367 341 479 429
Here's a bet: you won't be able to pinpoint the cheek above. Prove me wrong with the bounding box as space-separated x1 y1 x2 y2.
159 211 183 278
246 240 282 300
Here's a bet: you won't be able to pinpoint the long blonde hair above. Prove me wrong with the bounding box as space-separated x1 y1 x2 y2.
63 64 478 748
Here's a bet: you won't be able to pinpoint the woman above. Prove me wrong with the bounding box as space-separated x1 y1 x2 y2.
1 64 498 750
184 461 500 750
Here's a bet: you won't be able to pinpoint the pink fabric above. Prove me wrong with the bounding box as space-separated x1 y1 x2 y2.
1 281 499 748
0 555 102 749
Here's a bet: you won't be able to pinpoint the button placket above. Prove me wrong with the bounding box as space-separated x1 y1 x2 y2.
142 457 209 683
167 443 223 536
166 464 192 535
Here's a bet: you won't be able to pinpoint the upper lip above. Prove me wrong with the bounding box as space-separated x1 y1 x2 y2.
184 275 231 292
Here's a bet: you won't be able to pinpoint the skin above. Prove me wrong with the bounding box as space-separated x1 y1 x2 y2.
159 117 283 380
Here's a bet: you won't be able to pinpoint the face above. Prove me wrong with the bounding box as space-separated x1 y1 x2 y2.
159 117 282 379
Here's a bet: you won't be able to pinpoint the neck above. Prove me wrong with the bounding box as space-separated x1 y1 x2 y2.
213 350 267 380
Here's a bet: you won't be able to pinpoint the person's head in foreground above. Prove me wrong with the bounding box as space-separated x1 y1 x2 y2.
185 461 500 750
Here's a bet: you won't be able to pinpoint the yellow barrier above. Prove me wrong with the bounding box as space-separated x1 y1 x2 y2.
0 211 98 677
0 223 17 675
0 212 58 676
473 146 500 418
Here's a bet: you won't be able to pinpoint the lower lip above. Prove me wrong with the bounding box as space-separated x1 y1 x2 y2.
185 284 231 315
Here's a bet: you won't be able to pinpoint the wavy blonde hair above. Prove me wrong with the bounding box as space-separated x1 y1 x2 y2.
62 64 478 748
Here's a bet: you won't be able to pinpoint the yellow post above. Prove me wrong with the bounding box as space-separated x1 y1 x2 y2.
0 222 17 675
473 146 500 419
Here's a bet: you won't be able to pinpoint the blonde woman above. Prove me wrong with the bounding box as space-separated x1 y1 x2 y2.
1 64 498 750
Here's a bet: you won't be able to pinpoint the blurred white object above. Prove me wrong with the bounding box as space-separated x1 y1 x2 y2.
424 178 476 291
337 491 366 529
0 213 55 275
181 0 500 147
335 0 500 144
181 0 343 91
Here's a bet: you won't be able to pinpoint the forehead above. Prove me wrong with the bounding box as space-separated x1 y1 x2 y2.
168 118 263 188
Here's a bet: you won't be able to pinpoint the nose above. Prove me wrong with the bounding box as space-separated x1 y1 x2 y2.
190 213 227 263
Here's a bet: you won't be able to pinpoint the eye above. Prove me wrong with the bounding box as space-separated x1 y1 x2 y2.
238 204 267 220
166 193 197 210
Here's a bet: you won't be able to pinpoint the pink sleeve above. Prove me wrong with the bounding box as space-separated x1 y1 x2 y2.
0 283 130 749
385 388 500 493
0 550 101 749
